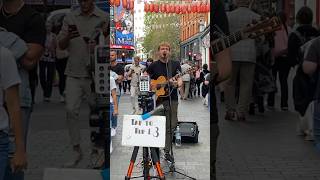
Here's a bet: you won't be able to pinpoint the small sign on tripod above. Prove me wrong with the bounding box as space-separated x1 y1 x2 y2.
121 115 166 148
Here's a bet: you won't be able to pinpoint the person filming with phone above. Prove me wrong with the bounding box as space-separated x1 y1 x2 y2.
57 0 107 168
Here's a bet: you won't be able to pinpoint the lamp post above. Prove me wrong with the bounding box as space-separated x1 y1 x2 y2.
188 51 192 61
122 52 125 63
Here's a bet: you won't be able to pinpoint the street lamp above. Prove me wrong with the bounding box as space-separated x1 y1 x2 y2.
193 53 197 62
188 51 192 61
122 53 125 63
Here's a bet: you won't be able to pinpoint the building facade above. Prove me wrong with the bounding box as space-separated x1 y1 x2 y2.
134 0 146 60
180 10 209 67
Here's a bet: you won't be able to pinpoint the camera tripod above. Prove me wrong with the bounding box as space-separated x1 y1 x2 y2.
125 92 165 180
89 94 110 170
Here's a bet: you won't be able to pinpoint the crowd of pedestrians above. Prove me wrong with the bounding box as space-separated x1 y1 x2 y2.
216 3 320 149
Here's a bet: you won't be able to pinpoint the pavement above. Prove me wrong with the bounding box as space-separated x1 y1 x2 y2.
110 94 210 180
216 69 320 180
25 88 209 180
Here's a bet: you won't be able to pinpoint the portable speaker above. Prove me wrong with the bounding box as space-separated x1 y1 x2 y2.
173 121 199 143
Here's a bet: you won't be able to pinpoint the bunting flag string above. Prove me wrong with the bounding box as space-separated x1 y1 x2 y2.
144 1 210 14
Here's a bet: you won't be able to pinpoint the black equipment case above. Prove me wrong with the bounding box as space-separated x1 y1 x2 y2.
173 121 199 143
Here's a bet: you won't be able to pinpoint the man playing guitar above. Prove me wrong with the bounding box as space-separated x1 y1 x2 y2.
145 42 183 161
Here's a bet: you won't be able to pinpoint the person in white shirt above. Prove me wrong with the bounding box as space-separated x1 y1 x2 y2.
128 56 145 114
180 61 192 100
110 76 118 153
0 47 27 180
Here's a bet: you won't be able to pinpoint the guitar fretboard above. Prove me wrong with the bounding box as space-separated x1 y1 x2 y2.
211 31 243 55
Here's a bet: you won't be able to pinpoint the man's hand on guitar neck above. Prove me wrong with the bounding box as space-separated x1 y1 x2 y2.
169 77 182 88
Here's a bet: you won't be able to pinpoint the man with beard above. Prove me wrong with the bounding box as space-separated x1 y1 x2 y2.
145 42 183 161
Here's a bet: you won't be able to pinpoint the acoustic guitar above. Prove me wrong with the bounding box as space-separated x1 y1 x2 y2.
150 67 195 99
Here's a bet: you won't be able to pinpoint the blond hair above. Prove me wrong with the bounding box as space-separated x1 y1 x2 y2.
158 42 171 51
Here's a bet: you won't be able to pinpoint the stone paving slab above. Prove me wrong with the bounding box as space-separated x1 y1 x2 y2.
43 168 102 180
25 91 209 180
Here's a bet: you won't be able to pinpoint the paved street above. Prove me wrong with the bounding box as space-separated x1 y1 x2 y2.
25 88 210 180
216 69 320 180
110 95 210 180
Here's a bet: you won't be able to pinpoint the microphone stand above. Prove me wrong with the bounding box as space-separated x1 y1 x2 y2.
163 55 196 180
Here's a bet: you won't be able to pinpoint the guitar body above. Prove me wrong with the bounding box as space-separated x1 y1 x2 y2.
151 76 167 98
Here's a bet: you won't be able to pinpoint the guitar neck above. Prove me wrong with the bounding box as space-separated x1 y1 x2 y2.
211 30 244 55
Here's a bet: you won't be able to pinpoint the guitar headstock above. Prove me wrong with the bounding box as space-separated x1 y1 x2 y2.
242 16 281 39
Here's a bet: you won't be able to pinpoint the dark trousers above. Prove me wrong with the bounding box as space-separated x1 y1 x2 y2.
119 83 122 94
56 58 67 96
127 80 131 92
123 81 128 93
29 65 38 104
211 90 219 180
267 56 291 108
39 61 55 98
196 79 201 96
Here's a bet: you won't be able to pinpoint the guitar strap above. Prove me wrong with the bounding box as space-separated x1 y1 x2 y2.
167 59 173 79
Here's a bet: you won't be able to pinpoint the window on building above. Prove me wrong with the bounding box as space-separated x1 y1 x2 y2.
182 30 184 40
193 24 195 35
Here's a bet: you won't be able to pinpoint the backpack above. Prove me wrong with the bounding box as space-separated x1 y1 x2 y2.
292 35 319 116
291 29 318 66
293 66 319 116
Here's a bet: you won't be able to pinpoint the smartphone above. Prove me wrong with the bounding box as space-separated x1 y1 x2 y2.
68 24 78 32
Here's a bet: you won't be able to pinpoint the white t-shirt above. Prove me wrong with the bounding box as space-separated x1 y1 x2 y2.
110 76 117 104
181 63 191 81
0 47 21 131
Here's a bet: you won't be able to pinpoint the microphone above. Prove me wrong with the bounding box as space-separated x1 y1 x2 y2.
141 104 164 120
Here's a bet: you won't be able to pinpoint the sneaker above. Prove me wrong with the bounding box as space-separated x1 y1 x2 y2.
111 128 116 137
203 99 207 105
60 95 65 103
136 109 143 115
63 150 83 168
89 149 104 169
110 140 113 154
89 150 99 168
